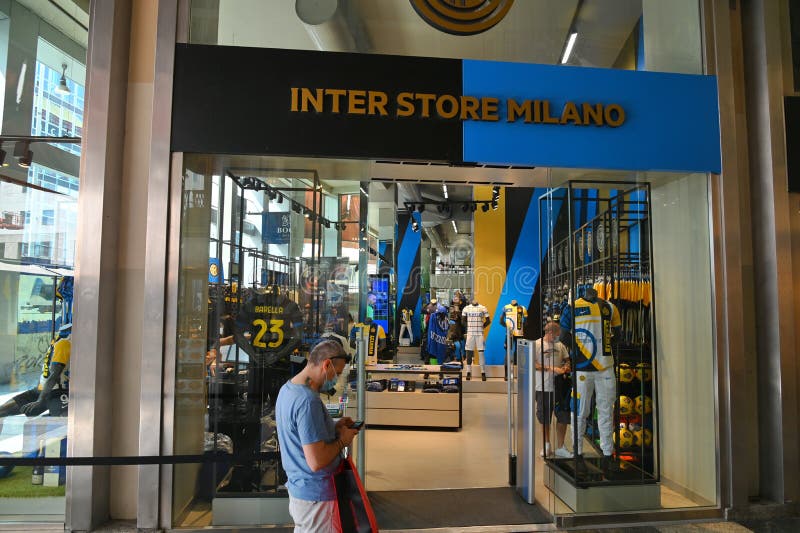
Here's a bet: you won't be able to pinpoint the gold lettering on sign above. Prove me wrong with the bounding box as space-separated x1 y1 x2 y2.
582 103 604 126
560 102 582 125
507 99 532 123
481 97 500 121
300 88 324 113
369 91 389 116
325 89 347 113
605 104 626 127
397 92 415 117
348 90 367 114
287 87 626 128
460 96 480 120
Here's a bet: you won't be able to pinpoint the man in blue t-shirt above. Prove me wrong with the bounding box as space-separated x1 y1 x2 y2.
276 340 360 532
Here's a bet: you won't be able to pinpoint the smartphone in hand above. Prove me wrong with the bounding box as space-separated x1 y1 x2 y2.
349 420 364 429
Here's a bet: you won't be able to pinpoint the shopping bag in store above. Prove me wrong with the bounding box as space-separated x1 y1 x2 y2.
334 456 379 533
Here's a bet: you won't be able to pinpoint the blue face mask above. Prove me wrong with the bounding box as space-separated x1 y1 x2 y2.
322 362 339 394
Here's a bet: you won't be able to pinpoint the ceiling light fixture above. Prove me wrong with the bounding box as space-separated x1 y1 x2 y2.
452 220 458 233
360 187 369 197
561 32 578 64
470 203 477 212
442 183 448 199
461 203 470 213
411 220 419 232
482 202 490 212
55 63 71 96
292 202 302 214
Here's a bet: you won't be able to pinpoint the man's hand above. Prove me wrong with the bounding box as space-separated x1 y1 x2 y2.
20 401 43 416
335 417 354 431
339 425 360 447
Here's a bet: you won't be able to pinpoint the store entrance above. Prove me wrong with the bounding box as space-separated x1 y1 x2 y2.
354 180 554 528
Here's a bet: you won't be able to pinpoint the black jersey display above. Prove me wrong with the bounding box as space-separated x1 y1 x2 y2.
234 290 304 365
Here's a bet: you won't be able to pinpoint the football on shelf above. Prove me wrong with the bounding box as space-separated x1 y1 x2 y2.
635 395 653 415
619 395 634 415
614 428 635 448
633 428 653 447
618 364 635 383
635 363 653 382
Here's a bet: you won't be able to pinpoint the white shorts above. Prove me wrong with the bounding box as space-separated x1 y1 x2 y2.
288 496 341 533
465 334 485 351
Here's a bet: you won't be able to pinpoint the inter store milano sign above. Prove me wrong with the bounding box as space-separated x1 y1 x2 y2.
171 45 721 174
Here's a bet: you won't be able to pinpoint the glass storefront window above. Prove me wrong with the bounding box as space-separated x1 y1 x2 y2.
171 154 718 528
189 0 702 75
173 157 364 527
0 0 86 523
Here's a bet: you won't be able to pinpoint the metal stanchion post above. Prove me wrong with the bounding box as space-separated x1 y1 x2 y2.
356 330 367 480
507 324 517 486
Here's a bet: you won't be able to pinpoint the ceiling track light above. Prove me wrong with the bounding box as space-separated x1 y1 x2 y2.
452 220 458 233
482 203 490 212
442 183 448 199
470 203 477 212
561 32 578 65
411 220 420 232
461 203 470 213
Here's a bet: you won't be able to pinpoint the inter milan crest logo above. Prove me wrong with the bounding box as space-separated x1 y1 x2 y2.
410 0 515 36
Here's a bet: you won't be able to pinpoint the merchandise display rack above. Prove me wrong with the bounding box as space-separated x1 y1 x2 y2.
205 171 330 498
347 364 463 429
539 180 660 490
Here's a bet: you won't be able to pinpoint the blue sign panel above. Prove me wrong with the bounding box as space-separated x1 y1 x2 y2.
462 60 721 173
262 212 291 244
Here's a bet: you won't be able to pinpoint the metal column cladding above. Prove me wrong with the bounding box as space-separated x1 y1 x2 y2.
461 59 722 173
396 211 422 343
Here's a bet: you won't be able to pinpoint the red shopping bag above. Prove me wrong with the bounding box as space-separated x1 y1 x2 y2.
334 456 379 533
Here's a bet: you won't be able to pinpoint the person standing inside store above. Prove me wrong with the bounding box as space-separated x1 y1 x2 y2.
535 321 571 457
276 340 360 533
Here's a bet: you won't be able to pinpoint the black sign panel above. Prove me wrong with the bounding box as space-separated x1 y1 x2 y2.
785 96 800 192
171 44 463 162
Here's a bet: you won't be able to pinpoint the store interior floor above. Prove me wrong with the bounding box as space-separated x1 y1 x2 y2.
363 350 706 514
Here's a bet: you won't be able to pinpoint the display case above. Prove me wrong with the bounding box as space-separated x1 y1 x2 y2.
538 181 659 497
347 364 462 429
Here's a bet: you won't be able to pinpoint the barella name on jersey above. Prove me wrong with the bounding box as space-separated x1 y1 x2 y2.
290 87 625 128
254 305 285 314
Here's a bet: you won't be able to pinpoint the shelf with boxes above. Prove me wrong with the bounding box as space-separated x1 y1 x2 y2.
347 364 462 429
